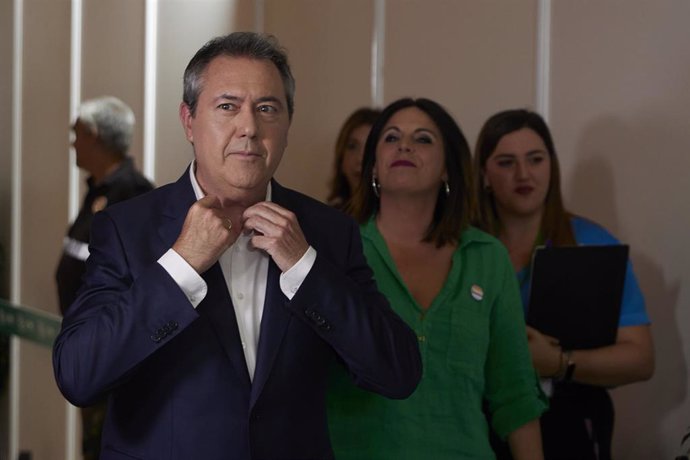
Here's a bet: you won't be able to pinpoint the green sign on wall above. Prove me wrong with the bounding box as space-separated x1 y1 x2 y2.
0 299 61 348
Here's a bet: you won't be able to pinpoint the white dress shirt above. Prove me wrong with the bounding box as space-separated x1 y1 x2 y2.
158 162 316 380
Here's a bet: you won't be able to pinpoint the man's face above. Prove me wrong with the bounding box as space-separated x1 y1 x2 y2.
71 119 99 172
180 56 290 201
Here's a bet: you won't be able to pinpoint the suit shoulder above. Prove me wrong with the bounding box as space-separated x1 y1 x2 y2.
102 181 176 219
275 183 351 222
130 171 155 193
106 171 155 204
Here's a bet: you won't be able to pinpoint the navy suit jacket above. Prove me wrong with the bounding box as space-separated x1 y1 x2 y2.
53 171 421 460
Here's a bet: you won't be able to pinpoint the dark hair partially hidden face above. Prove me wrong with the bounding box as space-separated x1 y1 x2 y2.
350 97 474 247
183 32 296 119
473 108 574 245
327 107 381 208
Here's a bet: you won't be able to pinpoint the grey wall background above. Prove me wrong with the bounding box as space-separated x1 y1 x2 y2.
1 0 688 458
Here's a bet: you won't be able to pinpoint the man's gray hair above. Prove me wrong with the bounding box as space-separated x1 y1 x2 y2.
183 32 295 119
78 96 135 156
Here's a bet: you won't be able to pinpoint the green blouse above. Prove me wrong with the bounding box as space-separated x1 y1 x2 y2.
327 219 547 459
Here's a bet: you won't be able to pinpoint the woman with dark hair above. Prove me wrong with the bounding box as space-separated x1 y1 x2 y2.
474 109 654 460
328 98 546 459
327 107 381 209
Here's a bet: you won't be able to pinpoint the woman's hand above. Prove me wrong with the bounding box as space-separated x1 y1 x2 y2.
526 325 563 377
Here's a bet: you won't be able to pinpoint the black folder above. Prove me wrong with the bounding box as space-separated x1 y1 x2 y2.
526 245 628 350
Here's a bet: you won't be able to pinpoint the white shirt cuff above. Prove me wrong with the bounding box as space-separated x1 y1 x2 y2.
279 246 317 300
158 248 208 308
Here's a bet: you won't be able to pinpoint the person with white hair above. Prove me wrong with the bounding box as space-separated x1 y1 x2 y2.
55 95 153 460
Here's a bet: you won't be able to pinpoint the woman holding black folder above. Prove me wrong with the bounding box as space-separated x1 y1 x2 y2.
474 109 654 460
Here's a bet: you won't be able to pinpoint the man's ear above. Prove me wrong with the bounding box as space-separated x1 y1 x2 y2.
179 102 194 143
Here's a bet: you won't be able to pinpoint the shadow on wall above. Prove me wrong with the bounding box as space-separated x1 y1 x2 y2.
567 118 620 236
567 115 687 459
628 253 684 458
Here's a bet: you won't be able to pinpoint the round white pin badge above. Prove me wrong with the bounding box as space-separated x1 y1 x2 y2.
471 284 484 301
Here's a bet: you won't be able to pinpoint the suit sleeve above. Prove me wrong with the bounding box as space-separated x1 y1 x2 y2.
52 211 199 406
284 217 422 399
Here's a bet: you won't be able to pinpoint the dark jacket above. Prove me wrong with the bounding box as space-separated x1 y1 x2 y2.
55 157 153 314
53 170 422 460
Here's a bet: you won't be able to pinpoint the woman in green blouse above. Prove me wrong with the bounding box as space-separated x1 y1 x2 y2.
327 98 546 459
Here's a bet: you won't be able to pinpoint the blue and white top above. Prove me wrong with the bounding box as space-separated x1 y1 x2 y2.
517 216 650 327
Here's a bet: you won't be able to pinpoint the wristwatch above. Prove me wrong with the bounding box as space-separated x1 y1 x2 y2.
562 350 576 381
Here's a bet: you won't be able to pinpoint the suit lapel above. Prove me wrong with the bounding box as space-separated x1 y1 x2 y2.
158 169 196 248
250 260 291 408
250 182 294 408
157 168 251 388
160 175 298 402
197 264 252 388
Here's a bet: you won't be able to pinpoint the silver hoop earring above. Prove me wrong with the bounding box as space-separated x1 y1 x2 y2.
444 181 450 197
372 177 380 198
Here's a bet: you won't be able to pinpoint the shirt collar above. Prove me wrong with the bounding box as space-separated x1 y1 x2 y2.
188 159 272 202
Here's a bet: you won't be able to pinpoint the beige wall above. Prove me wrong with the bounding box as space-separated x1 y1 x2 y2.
264 0 375 197
82 0 146 170
383 0 538 145
550 2 690 457
266 0 538 200
2 0 688 458
18 0 72 457
155 0 255 185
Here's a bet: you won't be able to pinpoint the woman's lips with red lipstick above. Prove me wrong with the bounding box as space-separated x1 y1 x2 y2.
391 160 415 167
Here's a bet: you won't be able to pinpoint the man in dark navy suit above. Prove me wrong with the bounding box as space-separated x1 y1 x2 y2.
53 32 421 460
